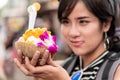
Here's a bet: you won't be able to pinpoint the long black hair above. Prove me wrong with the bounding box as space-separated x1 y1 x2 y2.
58 0 120 52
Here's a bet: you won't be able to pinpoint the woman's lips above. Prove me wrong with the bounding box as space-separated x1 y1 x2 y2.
71 41 84 47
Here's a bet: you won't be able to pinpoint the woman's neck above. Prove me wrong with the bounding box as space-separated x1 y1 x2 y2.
81 45 106 68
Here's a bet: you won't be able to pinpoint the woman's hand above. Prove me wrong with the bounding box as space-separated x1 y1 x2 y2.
14 49 49 76
14 50 71 80
25 54 71 80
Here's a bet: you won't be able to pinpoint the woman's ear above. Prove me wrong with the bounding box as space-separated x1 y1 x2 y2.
103 17 112 32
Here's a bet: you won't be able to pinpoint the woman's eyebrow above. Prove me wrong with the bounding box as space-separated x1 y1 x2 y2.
76 16 89 19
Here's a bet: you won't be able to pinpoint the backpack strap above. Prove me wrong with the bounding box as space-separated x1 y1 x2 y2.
108 57 120 80
96 52 120 80
61 54 78 75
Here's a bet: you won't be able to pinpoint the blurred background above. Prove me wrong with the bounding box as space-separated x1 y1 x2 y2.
0 0 72 80
0 0 120 80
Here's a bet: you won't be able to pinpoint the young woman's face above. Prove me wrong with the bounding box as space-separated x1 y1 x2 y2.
61 1 109 56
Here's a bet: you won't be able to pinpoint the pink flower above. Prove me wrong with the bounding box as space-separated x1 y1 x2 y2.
39 31 49 41
37 31 58 53
48 44 57 53
52 36 56 43
37 42 44 47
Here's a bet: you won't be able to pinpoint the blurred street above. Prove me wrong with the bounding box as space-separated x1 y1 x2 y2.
0 0 71 80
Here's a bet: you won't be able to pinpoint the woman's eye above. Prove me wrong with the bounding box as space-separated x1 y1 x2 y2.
79 20 90 25
61 19 69 24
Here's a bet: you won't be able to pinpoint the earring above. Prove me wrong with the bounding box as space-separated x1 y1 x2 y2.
105 32 109 45
104 32 109 49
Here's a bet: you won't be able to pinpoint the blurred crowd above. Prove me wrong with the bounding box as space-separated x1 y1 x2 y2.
0 0 72 80
0 0 120 80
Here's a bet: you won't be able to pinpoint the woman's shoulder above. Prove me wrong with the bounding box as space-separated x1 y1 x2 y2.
96 51 120 80
108 51 120 80
114 65 120 80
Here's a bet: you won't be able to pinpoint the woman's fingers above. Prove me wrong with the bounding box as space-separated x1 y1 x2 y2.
25 57 39 73
30 50 50 66
47 53 57 67
17 49 24 63
25 56 51 73
31 51 40 66
39 50 49 66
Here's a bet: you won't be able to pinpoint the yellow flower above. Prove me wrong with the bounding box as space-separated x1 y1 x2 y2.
23 28 51 41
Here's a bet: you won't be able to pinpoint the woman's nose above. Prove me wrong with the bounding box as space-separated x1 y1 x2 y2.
69 24 80 37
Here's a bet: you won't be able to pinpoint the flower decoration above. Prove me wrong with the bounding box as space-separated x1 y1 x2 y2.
23 27 57 53
37 30 57 53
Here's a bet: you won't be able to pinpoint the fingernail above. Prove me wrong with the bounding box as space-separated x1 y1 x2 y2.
13 58 17 63
17 49 21 53
25 57 29 60
45 50 49 53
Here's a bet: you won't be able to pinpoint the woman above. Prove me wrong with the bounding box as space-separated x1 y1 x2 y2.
14 0 120 80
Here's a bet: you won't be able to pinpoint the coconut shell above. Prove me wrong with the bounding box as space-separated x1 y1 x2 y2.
15 40 47 58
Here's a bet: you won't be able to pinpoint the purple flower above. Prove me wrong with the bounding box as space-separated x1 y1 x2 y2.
37 42 44 47
38 31 58 53
39 35 45 41
52 36 56 43
48 44 57 53
44 31 49 39
39 31 49 41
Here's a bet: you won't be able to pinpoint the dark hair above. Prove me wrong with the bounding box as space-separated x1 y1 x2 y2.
58 0 120 52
